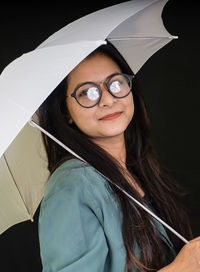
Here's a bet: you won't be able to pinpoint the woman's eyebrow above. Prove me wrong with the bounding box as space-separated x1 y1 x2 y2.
73 72 120 91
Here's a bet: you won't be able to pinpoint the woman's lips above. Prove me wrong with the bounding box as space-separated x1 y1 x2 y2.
100 112 122 121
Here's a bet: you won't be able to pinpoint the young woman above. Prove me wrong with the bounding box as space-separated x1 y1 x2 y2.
38 42 200 272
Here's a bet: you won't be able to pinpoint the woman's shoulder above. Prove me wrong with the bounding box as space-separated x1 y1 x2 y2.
43 158 115 205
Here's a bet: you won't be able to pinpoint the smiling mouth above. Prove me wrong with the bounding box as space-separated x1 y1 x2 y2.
100 112 122 121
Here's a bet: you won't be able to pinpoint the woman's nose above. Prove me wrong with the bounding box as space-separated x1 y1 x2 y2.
98 85 117 108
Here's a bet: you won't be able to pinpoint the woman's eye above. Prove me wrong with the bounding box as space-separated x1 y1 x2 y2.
87 87 99 101
110 80 122 93
78 87 99 101
78 90 88 97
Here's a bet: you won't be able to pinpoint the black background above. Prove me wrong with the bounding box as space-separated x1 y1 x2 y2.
0 1 199 271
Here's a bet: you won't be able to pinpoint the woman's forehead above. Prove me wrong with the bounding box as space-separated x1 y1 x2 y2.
68 53 121 85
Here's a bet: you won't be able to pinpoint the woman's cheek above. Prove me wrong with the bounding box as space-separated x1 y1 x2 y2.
72 109 97 136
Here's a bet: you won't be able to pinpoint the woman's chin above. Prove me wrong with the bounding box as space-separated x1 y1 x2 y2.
94 128 126 139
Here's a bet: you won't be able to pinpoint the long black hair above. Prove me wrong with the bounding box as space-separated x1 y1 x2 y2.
38 42 192 271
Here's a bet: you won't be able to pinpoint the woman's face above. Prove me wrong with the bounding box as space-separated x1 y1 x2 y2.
66 53 134 141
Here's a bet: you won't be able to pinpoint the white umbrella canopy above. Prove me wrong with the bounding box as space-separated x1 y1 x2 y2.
0 0 179 235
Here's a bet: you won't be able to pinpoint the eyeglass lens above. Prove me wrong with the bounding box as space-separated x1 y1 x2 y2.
76 74 131 108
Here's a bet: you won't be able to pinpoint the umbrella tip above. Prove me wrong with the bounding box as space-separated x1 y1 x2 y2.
29 216 34 222
96 40 107 46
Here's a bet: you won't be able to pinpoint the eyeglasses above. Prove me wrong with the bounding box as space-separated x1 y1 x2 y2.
66 73 134 108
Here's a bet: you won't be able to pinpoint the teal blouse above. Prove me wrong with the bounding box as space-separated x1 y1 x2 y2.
39 159 176 272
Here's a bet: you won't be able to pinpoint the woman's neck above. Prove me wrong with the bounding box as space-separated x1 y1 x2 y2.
92 134 145 198
91 133 126 167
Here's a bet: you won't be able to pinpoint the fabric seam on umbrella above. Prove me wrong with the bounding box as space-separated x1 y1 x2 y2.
2 154 33 222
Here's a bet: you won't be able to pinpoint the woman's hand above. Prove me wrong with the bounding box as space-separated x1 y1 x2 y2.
159 236 200 272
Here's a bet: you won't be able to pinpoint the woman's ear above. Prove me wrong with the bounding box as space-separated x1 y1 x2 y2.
68 118 73 124
65 109 73 124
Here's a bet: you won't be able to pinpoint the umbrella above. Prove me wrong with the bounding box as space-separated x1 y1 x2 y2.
0 0 187 244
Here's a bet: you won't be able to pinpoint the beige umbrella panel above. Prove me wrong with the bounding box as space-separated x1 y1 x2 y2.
0 123 48 233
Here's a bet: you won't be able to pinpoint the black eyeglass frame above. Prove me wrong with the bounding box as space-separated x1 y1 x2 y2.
66 73 134 108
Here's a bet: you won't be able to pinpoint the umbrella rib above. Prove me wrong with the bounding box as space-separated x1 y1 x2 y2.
2 154 33 221
29 120 188 244
108 36 178 41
